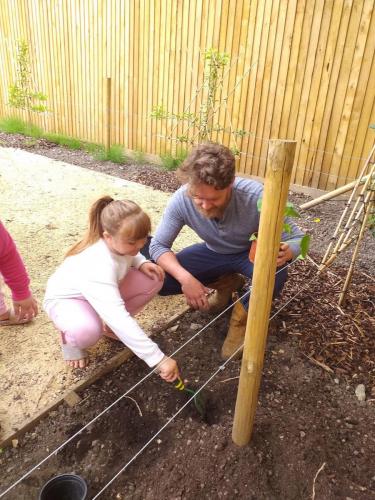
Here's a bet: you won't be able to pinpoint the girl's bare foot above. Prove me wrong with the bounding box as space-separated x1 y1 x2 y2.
0 309 30 325
62 344 89 368
66 357 89 369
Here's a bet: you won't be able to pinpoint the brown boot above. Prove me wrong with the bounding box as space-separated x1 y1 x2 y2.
207 273 245 313
221 301 247 360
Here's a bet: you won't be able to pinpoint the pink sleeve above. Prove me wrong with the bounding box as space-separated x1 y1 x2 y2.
0 221 31 301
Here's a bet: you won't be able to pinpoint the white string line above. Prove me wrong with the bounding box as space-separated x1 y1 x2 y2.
222 263 320 360
91 362 227 499
107 114 371 164
91 259 305 498
0 260 298 498
0 288 249 498
155 134 371 185
155 125 371 164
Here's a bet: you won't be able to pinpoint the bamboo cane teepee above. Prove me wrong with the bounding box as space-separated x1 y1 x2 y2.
318 134 375 305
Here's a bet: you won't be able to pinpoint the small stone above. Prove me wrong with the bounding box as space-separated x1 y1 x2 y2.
169 324 179 332
156 439 162 444
190 323 202 330
334 378 339 384
11 439 18 449
300 431 306 438
355 384 366 402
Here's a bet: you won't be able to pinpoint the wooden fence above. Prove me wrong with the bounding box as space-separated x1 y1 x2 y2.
0 0 374 190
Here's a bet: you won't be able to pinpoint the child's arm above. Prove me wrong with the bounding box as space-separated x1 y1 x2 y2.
0 221 38 319
80 272 178 379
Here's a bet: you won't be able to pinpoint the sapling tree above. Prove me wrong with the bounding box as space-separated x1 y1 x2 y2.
151 48 255 158
8 39 48 113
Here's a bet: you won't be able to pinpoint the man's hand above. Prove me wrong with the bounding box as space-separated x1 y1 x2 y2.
156 356 180 382
277 243 294 267
139 261 165 281
181 275 210 310
12 296 38 322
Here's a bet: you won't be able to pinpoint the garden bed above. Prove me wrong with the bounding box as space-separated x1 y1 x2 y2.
0 133 374 499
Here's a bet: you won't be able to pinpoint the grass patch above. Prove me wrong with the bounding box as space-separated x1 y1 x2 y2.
0 117 43 138
92 144 129 164
84 142 104 156
132 150 146 164
43 133 82 150
0 117 149 166
160 149 188 171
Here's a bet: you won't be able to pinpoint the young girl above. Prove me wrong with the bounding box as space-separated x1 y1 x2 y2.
0 220 38 325
43 196 179 382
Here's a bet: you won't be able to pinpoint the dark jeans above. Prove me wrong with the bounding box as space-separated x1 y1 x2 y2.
142 240 288 310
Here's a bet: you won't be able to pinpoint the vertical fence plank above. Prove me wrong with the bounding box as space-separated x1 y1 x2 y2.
296 0 333 188
258 0 289 178
312 0 353 189
327 0 373 189
319 0 363 189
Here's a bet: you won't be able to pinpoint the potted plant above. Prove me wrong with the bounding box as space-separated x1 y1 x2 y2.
249 199 310 263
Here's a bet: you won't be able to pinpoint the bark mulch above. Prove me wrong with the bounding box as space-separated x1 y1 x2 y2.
0 132 374 499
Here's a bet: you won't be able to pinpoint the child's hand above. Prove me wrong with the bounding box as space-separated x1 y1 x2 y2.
156 356 180 382
13 296 39 322
140 262 165 281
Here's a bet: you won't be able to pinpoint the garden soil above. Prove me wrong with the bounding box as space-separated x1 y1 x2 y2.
0 146 199 440
0 134 374 500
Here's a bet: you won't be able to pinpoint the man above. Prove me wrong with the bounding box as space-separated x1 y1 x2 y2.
150 143 304 359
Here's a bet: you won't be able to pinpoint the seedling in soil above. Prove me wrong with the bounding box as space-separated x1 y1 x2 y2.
173 377 208 421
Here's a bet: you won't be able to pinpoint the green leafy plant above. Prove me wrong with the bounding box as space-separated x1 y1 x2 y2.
250 199 311 259
160 149 188 171
8 40 48 113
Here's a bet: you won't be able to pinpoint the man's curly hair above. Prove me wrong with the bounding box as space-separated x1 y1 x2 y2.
177 143 235 189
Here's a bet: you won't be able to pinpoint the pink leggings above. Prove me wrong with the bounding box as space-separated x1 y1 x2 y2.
48 269 163 349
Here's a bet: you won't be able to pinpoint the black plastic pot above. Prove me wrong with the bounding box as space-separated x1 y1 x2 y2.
39 474 87 500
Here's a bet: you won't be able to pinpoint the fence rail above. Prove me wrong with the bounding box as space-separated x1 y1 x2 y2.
0 0 374 190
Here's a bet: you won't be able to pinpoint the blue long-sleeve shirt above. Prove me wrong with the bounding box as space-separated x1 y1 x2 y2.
150 177 305 261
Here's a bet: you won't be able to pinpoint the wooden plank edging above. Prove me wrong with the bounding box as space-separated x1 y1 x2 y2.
0 305 190 449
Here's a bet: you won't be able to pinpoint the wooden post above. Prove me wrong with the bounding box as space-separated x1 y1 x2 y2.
106 77 112 151
232 139 296 446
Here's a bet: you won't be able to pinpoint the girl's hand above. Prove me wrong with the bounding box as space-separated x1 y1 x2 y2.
156 356 180 382
12 296 39 322
139 261 165 281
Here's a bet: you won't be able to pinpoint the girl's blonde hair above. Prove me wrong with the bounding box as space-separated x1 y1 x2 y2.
66 196 151 257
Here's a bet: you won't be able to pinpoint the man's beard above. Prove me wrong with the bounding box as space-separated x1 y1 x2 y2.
197 206 226 219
